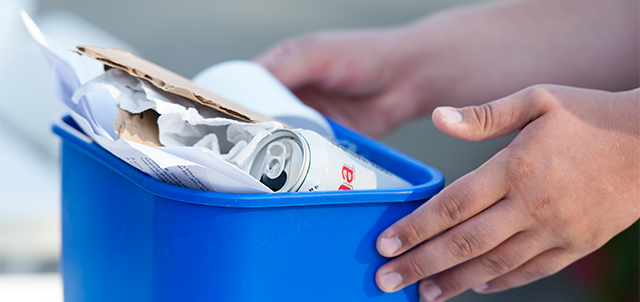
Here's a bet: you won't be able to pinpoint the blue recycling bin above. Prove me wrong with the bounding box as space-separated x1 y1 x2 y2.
53 114 444 302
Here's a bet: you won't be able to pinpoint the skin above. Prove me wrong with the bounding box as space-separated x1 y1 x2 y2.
255 0 639 137
254 0 640 300
377 85 639 301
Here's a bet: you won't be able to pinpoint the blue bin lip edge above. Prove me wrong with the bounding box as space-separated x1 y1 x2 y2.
53 113 445 208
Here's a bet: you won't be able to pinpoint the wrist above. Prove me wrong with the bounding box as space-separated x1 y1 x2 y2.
614 88 640 135
392 16 468 117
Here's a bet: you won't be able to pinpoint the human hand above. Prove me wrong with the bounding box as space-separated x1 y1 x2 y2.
374 85 640 301
254 0 638 139
254 28 435 138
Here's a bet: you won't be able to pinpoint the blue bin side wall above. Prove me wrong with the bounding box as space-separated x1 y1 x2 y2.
61 141 154 301
61 139 421 301
150 201 419 302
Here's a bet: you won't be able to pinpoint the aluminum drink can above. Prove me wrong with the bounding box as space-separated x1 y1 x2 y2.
242 129 411 192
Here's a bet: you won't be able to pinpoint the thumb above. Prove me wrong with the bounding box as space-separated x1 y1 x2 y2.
432 86 554 142
253 36 327 90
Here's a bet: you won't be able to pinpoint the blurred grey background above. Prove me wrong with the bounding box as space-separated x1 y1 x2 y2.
0 0 595 301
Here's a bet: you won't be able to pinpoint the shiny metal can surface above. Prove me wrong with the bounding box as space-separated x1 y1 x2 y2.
243 129 411 192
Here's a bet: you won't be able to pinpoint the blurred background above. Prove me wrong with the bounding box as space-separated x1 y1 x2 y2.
0 0 637 301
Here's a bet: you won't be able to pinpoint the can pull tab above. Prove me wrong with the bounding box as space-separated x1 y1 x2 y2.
260 141 289 191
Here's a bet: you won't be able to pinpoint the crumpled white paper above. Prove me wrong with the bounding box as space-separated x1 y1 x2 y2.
72 68 283 168
22 11 281 193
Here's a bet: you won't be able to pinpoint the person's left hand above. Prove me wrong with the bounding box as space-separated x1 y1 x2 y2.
374 85 640 301
253 28 440 138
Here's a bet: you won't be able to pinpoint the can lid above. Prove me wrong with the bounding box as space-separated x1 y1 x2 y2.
245 130 307 192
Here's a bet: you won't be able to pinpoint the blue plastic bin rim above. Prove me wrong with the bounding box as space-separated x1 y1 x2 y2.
53 114 444 208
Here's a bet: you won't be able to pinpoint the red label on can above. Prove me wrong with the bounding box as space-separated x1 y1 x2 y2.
338 184 353 190
339 165 355 190
342 165 354 183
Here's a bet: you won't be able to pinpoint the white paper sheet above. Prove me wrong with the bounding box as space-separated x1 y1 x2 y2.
69 111 271 192
22 11 275 193
72 68 284 169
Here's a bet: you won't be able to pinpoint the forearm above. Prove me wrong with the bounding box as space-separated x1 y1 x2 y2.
401 0 639 111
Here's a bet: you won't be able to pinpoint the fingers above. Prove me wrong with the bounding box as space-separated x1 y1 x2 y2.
376 195 529 293
254 35 316 71
253 35 328 89
377 150 510 259
432 85 558 142
294 86 406 137
416 230 549 301
293 87 363 130
374 85 563 295
474 248 578 294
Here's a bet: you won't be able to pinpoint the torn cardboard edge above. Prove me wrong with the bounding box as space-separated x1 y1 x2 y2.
74 45 285 126
114 106 162 147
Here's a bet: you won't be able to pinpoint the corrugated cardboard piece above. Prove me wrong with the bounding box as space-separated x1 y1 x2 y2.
114 106 162 147
75 45 284 147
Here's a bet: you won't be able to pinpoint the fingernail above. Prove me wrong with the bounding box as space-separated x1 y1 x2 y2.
421 282 442 302
379 272 403 292
437 107 463 124
472 283 489 293
379 236 402 256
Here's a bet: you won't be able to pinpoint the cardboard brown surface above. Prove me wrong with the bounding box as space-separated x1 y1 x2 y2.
75 45 280 124
114 107 163 147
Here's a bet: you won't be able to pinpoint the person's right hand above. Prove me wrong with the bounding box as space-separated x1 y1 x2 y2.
375 85 640 301
254 28 433 138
